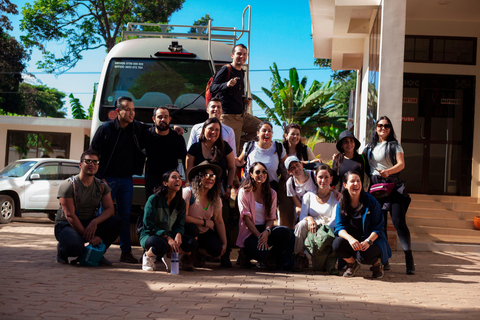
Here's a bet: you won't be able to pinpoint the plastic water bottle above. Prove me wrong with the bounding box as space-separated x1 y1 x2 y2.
171 252 179 275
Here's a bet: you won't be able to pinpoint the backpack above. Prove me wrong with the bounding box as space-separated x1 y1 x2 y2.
292 170 318 190
243 140 283 178
205 64 232 107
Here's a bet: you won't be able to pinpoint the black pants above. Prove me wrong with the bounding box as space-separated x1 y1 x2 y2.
144 234 197 257
185 223 223 258
333 236 381 265
54 216 122 258
243 225 291 265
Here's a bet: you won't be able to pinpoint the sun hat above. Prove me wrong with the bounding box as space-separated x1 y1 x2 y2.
285 155 301 171
336 131 360 153
187 160 222 182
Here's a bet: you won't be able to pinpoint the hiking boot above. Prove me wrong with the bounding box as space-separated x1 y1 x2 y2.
120 252 139 264
181 254 194 271
292 254 308 272
343 259 360 277
384 260 391 271
100 256 113 266
220 252 232 268
405 250 415 275
239 248 253 269
142 253 156 271
371 261 384 279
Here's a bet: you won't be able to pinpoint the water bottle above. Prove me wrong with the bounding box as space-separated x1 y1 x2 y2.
171 252 179 275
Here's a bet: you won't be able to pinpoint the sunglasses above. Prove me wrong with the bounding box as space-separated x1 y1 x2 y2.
83 159 100 165
377 123 391 129
254 169 268 175
203 173 216 180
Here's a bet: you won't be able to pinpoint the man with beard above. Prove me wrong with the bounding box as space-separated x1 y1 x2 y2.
143 107 187 198
55 150 122 265
90 96 145 264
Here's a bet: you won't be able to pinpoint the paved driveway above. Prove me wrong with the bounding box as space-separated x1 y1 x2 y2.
0 214 479 319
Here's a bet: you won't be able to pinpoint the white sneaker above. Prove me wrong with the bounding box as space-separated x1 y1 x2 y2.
142 253 156 271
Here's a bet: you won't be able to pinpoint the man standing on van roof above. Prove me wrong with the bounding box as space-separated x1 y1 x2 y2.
186 98 236 157
209 44 261 155
143 107 187 199
90 96 145 264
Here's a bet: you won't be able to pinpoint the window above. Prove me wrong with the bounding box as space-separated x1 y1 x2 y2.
405 36 476 65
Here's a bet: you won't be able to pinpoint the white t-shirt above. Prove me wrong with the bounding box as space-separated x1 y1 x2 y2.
299 191 338 228
254 201 266 225
369 141 404 176
244 141 286 183
186 121 237 157
286 170 317 200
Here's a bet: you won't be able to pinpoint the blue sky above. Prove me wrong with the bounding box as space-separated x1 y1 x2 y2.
8 0 332 140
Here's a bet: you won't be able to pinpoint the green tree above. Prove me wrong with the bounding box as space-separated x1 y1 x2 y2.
188 14 212 34
20 0 185 74
252 62 347 137
0 1 30 114
20 83 66 117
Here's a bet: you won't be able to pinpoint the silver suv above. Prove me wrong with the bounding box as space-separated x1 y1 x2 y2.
0 158 80 223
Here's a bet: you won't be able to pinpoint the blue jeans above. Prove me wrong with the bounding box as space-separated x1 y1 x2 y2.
106 177 133 253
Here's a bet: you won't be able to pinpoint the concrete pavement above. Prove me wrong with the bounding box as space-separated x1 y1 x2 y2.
1 214 479 319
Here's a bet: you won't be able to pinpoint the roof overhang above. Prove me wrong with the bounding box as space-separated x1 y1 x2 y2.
310 0 380 70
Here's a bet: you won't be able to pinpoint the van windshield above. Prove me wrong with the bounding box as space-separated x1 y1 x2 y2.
99 58 213 124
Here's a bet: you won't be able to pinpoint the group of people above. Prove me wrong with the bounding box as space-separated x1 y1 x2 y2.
54 43 414 279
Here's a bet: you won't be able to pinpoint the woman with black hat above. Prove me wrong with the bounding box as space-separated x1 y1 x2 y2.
332 131 367 189
183 161 228 268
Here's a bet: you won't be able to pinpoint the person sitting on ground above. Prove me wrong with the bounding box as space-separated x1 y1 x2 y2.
55 150 122 266
236 161 291 269
333 171 391 279
140 170 198 272
183 161 228 268
293 164 339 272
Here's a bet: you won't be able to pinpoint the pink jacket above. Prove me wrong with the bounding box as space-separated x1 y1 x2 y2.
235 187 277 247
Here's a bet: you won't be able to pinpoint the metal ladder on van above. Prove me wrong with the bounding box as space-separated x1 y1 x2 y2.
121 5 252 108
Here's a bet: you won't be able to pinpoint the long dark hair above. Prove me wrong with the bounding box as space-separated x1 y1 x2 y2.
339 171 365 216
199 117 224 162
240 161 273 218
282 123 307 160
154 170 183 209
366 115 398 165
190 169 221 212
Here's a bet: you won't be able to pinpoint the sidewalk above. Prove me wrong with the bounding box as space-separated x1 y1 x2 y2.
1 215 479 319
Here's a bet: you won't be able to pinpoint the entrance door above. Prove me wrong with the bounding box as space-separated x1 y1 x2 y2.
401 74 475 196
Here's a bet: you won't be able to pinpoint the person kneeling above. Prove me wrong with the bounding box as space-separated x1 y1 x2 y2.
140 170 197 272
333 171 391 279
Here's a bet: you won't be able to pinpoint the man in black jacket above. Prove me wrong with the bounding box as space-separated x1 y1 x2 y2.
209 44 260 155
90 96 145 264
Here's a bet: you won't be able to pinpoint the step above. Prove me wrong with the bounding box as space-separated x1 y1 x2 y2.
407 208 480 220
410 194 478 203
409 225 480 237
406 216 475 229
409 200 480 211
404 233 480 252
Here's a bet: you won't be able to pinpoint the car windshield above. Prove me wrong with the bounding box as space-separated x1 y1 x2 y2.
0 161 37 178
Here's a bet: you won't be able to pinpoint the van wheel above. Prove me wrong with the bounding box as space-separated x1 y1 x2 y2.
0 195 15 224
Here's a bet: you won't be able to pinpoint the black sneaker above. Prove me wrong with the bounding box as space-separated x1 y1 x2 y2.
239 248 253 269
372 262 384 279
343 260 360 277
220 252 232 268
56 243 68 264
100 256 113 266
120 252 139 264
383 260 391 271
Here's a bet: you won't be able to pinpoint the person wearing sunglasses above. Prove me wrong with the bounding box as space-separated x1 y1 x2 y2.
363 116 414 275
182 161 228 269
55 150 122 266
236 162 291 269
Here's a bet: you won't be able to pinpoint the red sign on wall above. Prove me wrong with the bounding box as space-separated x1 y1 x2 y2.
403 97 417 104
402 117 415 122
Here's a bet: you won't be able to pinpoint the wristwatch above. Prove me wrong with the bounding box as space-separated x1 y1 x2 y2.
366 239 373 245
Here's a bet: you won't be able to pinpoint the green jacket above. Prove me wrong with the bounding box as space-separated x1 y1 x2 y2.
139 193 186 248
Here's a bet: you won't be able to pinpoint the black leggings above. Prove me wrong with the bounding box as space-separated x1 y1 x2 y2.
185 223 223 257
243 225 291 265
144 234 197 257
333 236 382 265
380 192 411 251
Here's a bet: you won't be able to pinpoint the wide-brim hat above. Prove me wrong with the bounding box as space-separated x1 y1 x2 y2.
187 160 222 182
336 131 360 153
